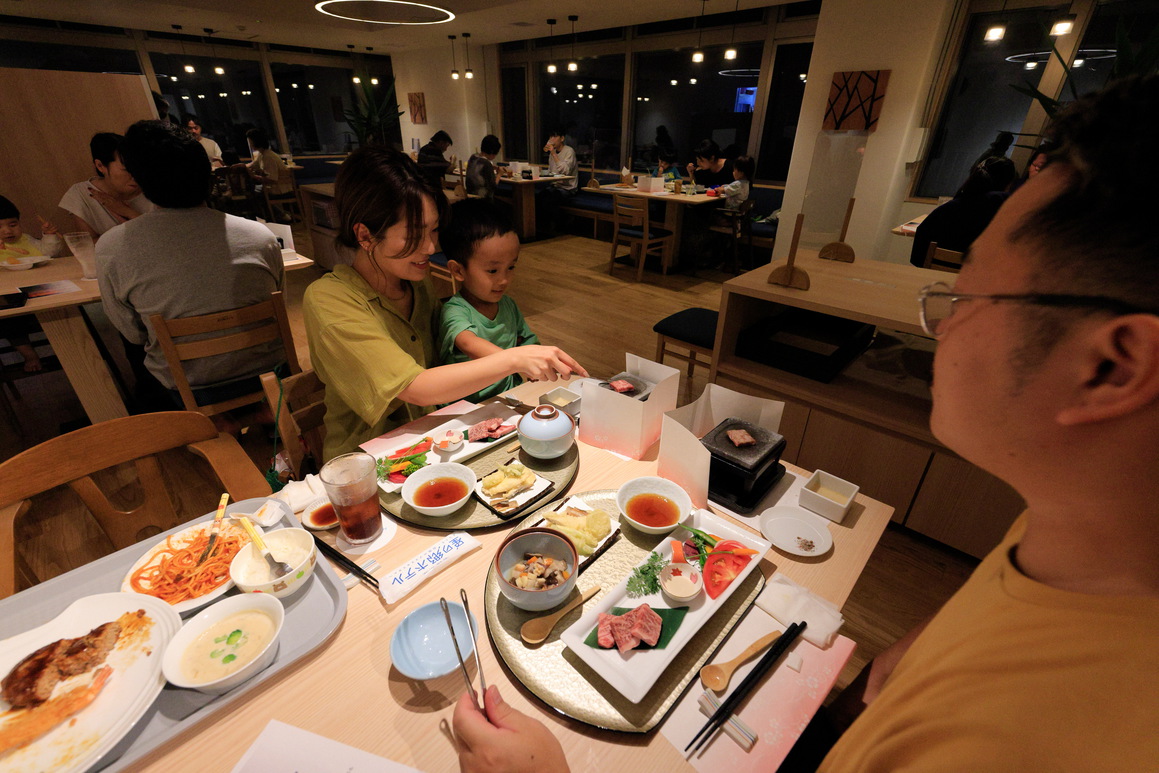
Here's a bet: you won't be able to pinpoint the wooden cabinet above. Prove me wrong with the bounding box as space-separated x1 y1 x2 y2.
711 256 1024 558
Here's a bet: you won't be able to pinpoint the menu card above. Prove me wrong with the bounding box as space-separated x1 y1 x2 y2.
657 383 786 509
577 355 678 459
233 720 422 772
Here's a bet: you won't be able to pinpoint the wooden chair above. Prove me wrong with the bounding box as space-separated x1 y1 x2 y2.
211 164 261 219
261 369 327 481
708 199 756 274
608 194 676 282
923 242 966 273
654 307 718 398
428 251 458 297
149 291 301 419
0 411 271 599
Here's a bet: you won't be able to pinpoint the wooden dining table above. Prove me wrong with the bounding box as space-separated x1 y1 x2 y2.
591 184 721 268
0 252 315 425
496 175 578 241
122 377 893 772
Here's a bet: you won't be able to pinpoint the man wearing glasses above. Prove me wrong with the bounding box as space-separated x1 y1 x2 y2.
452 77 1159 772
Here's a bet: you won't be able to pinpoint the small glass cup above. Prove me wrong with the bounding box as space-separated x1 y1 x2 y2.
63 232 97 280
319 452 383 545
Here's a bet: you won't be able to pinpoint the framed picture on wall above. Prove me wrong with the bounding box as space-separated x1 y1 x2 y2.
408 92 427 125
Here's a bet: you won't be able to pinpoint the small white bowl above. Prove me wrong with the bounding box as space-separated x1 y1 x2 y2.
494 528 579 612
390 601 476 680
539 387 581 418
401 462 476 516
229 527 317 598
798 470 859 524
300 496 338 531
162 594 284 694
616 476 692 535
660 562 703 602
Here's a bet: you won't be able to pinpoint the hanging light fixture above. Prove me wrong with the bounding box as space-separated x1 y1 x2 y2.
1050 14 1076 36
724 0 738 60
692 0 707 63
449 34 459 79
173 25 195 73
546 19 557 74
567 15 578 72
985 0 1008 42
462 32 474 78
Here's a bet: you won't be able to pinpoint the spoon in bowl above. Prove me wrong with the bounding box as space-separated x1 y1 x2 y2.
699 628 786 692
238 516 294 580
520 585 600 644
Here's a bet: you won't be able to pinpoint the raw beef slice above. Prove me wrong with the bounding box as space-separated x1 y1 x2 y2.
597 613 617 648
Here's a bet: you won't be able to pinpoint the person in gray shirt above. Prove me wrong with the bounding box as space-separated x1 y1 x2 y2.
97 120 285 428
466 134 502 199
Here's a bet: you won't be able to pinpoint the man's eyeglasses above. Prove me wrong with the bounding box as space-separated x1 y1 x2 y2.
917 282 1153 338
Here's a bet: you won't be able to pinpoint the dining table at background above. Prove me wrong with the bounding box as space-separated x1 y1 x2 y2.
496 175 578 241
590 184 721 268
120 377 893 772
0 252 315 426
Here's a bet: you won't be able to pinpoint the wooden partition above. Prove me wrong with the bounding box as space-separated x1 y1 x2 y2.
0 68 155 236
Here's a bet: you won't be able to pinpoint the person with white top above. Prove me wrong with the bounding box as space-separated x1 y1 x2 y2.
182 114 223 168
58 132 155 240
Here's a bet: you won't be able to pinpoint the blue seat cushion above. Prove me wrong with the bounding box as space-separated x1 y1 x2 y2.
568 192 615 213
618 226 673 240
751 221 778 240
653 307 718 350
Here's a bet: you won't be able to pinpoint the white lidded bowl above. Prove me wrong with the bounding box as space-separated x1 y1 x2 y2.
616 476 693 535
494 527 578 611
401 462 476 516
162 593 284 695
229 527 317 599
517 404 575 460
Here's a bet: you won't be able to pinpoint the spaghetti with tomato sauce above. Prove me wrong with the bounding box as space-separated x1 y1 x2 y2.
129 527 246 605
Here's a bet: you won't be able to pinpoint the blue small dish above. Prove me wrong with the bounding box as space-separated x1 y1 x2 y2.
390 601 477 681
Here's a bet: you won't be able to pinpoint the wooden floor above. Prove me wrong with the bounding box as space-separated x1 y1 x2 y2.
4 227 978 699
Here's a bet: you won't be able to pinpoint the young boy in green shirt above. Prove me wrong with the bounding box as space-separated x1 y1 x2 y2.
437 199 539 402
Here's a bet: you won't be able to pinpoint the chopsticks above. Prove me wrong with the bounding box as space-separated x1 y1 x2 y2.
441 596 481 710
312 534 379 591
685 621 807 755
459 589 487 696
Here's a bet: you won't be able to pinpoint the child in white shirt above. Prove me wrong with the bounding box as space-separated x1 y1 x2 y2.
711 155 754 210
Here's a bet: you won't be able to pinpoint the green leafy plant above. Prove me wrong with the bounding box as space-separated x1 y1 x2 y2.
343 79 404 147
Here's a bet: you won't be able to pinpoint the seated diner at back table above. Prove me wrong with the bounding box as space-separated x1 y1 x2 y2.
301 146 588 462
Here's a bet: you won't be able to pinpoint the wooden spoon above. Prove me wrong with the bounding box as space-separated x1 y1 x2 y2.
520 585 601 645
699 628 786 692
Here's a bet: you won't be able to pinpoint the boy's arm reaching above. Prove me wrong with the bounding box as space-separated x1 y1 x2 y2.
454 329 505 360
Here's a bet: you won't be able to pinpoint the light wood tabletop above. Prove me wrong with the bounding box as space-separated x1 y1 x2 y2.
592 184 720 267
126 377 892 772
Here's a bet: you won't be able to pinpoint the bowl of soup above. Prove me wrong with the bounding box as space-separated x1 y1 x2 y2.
229 527 317 598
401 462 476 516
494 528 578 612
616 476 693 535
162 594 284 694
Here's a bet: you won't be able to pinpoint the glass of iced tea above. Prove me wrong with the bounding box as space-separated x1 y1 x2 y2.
318 452 382 545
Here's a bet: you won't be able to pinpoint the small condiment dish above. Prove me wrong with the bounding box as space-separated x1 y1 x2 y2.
229 527 317 598
660 562 703 602
539 387 581 418
798 470 859 524
300 496 338 530
495 528 578 612
401 462 475 516
390 601 476 680
162 594 284 695
616 476 692 535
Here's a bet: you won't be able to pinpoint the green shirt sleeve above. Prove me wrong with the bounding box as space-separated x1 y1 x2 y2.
437 295 478 366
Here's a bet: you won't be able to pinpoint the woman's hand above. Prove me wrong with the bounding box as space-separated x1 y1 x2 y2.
453 686 570 773
89 188 139 222
505 345 587 383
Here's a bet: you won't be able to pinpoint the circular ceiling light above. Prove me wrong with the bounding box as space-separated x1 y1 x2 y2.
315 0 455 25
717 68 760 78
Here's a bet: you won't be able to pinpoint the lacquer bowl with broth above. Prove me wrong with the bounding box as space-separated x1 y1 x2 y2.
616 476 693 535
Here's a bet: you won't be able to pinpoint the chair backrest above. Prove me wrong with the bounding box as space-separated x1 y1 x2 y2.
612 194 650 234
0 411 271 599
261 369 327 480
923 241 966 273
149 291 301 417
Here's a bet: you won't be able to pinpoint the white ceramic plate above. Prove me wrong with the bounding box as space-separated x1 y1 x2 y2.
365 402 520 494
559 509 770 703
0 592 181 773
121 518 253 615
759 505 834 557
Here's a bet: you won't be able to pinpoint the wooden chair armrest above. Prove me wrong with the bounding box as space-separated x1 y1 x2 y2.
1 500 31 600
187 434 273 501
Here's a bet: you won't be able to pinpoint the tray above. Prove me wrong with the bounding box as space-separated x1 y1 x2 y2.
381 439 578 530
0 507 348 772
484 491 764 732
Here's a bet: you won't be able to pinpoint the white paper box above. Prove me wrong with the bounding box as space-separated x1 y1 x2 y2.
577 354 678 459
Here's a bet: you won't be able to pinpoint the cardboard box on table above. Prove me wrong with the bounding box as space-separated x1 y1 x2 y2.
577 355 678 460
657 383 786 509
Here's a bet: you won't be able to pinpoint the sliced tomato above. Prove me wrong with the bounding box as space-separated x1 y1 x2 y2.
703 549 752 599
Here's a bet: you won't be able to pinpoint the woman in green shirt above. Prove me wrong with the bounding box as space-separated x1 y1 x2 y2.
302 147 587 460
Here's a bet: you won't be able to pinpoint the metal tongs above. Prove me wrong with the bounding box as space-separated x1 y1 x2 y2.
440 589 488 710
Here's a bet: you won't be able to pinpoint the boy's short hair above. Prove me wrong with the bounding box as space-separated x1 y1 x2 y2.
431 130 453 145
121 120 211 208
441 198 515 265
480 134 501 155
246 127 271 150
733 155 756 179
658 149 678 164
0 195 19 221
182 114 201 128
548 129 566 140
693 139 722 161
90 132 124 171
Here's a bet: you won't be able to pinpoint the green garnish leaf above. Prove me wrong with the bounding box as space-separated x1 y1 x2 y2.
226 629 243 645
221 654 236 664
210 649 224 659
626 551 668 598
213 635 227 643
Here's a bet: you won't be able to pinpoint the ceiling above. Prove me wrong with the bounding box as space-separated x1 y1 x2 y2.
1 0 784 53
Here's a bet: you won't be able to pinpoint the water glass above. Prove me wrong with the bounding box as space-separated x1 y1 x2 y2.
63 232 97 280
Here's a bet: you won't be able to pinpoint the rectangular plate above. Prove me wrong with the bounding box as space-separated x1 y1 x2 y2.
0 508 348 772
364 401 520 493
559 510 770 703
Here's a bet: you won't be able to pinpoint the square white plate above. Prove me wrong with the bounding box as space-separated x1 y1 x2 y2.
559 509 770 703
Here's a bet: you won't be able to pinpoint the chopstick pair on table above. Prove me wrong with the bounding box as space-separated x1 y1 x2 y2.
685 621 807 756
312 534 380 592
441 589 487 710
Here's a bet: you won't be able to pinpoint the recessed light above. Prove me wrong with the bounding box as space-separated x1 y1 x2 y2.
670 79 678 85
170 76 178 82
690 78 697 84
185 65 195 73
352 76 361 83
371 78 379 85
985 25 1005 42
214 66 225 75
